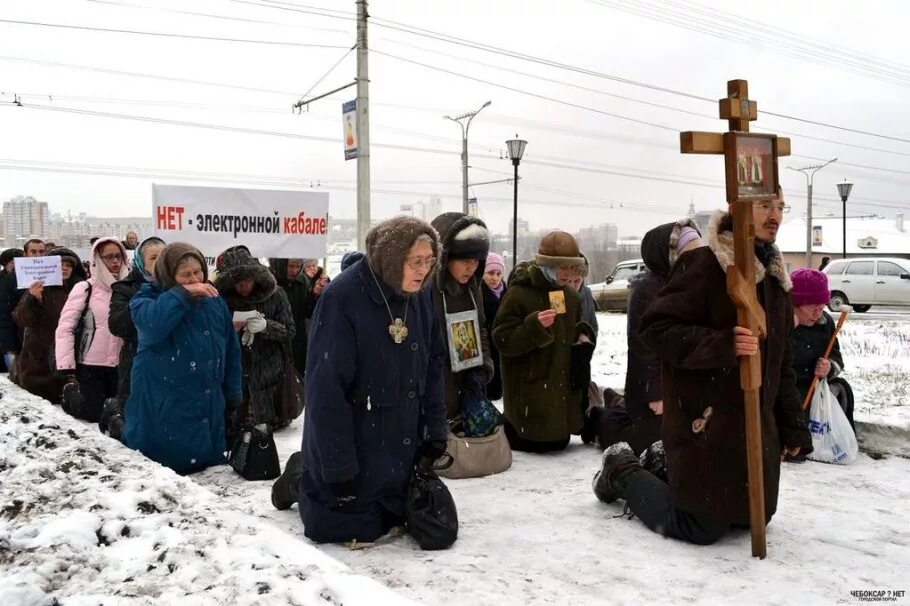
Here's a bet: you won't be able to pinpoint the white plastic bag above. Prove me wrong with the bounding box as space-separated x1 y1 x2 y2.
806 379 858 464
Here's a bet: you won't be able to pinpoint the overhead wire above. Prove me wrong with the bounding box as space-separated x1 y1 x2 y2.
0 17 350 49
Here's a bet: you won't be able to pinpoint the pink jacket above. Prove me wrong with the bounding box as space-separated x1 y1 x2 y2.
55 237 129 370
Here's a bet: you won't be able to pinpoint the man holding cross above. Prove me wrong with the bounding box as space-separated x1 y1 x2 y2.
592 188 813 545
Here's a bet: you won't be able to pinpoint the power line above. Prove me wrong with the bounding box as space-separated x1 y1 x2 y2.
0 18 350 48
295 45 356 104
371 49 677 132
3 100 907 212
86 0 350 34
0 55 301 96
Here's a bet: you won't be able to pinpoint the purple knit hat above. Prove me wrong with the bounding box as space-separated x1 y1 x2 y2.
485 252 505 274
790 268 830 306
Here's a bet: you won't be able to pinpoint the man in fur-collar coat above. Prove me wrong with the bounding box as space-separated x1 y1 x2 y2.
593 193 813 545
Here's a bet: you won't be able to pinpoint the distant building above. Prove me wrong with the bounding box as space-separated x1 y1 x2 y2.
400 197 442 223
776 213 910 270
577 223 618 249
44 212 151 250
3 195 50 247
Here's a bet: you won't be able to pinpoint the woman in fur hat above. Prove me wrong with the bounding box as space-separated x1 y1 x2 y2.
215 246 296 429
124 243 242 473
429 212 494 427
12 247 87 402
492 230 596 452
271 216 449 546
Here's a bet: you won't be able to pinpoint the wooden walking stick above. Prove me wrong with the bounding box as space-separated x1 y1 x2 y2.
681 79 791 559
802 307 851 410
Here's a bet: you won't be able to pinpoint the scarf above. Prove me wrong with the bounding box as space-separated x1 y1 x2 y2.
133 236 166 282
491 282 505 298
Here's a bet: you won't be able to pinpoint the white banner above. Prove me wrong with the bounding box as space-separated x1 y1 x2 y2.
152 185 329 260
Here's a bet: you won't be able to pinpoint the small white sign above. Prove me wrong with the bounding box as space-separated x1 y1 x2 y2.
15 256 63 288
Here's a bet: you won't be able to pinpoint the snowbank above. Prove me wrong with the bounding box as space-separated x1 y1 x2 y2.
0 378 413 606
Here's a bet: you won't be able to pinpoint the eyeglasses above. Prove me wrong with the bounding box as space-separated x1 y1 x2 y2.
100 253 124 263
405 256 436 270
757 203 791 215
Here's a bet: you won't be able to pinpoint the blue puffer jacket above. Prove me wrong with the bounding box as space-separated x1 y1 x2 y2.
123 284 242 473
298 258 447 542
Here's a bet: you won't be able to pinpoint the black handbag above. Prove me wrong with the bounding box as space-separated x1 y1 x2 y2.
405 456 458 551
229 424 280 481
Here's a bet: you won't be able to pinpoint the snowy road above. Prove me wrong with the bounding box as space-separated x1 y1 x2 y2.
3 312 909 605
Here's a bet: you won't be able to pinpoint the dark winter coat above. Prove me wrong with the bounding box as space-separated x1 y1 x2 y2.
640 212 813 525
108 267 143 402
430 213 494 420
12 248 88 402
481 280 507 401
268 259 315 375
792 311 844 403
624 219 699 419
579 284 599 339
216 255 296 427
124 283 243 473
492 261 595 443
298 257 448 542
0 270 24 354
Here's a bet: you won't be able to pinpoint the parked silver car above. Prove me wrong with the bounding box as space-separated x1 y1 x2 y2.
588 259 647 312
822 257 910 312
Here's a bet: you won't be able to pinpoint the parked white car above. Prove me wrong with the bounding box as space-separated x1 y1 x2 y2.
588 259 647 312
822 257 910 312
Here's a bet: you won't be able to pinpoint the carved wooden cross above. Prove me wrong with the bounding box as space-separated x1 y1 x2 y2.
680 79 791 560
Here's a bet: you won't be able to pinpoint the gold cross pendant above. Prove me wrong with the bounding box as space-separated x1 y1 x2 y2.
388 318 409 344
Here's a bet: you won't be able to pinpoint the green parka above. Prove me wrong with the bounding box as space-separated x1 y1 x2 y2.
492 262 594 442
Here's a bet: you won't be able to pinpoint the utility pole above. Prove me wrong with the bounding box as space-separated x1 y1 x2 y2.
356 0 371 250
788 158 837 268
445 101 491 214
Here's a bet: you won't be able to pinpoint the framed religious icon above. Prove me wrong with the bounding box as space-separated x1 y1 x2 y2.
723 132 779 202
445 310 483 372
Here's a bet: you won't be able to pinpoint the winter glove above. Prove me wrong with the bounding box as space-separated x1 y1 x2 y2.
328 478 358 508
416 439 449 470
245 313 267 334
241 329 255 347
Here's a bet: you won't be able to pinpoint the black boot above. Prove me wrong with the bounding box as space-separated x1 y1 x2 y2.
271 451 303 510
592 441 642 503
639 440 668 484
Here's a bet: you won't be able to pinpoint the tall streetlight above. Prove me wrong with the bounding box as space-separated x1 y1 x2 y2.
837 180 854 259
445 100 492 214
788 157 837 268
506 135 527 268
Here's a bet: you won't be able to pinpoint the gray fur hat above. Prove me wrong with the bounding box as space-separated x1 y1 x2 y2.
365 216 440 295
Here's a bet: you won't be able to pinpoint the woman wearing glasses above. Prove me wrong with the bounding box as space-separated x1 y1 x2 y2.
271 216 449 545
55 237 130 422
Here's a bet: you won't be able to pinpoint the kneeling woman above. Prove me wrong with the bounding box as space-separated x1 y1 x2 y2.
123 243 242 474
297 216 448 544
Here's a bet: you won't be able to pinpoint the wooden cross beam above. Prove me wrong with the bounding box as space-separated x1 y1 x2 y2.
678 79 792 560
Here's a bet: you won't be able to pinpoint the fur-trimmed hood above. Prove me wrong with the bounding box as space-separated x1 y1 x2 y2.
365 215 440 296
431 212 490 296
707 211 792 292
214 246 277 304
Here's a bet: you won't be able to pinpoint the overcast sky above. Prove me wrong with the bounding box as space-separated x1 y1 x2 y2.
2 0 909 239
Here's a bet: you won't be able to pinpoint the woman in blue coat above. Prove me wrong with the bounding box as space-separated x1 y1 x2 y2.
271 216 449 544
123 243 243 474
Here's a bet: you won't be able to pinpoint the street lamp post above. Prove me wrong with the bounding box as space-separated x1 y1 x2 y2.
506 135 527 269
788 158 837 268
445 101 492 214
836 180 854 259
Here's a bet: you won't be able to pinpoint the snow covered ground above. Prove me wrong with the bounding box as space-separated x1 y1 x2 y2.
2 311 908 605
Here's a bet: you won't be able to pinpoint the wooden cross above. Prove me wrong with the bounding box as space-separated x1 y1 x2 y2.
680 79 791 560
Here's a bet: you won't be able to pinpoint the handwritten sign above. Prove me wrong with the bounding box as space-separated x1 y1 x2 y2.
15 256 62 288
